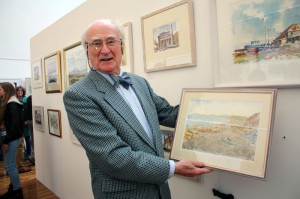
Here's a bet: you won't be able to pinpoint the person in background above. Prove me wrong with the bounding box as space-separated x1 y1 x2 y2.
15 86 32 173
0 82 24 199
0 95 5 161
26 95 34 164
63 19 212 199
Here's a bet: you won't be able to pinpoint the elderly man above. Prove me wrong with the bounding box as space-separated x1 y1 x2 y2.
63 19 211 199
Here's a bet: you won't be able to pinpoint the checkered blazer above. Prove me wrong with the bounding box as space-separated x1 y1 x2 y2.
63 70 179 199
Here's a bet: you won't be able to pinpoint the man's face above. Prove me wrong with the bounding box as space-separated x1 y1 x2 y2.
86 22 123 75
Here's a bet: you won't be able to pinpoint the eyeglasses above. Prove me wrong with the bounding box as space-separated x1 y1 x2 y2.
86 39 122 51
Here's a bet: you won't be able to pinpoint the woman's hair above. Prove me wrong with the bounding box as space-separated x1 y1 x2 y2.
0 82 16 122
16 86 26 97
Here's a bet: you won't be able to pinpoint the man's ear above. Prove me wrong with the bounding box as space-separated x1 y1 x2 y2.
121 45 124 54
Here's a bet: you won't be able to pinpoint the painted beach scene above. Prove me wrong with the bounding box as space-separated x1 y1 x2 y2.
182 99 264 161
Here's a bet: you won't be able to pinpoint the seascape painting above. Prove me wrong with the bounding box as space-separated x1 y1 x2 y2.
231 0 300 64
215 0 300 87
182 99 262 161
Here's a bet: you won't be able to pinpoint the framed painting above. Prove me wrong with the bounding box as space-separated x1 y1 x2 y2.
212 0 300 87
31 59 43 88
25 78 32 96
170 88 277 179
32 106 45 132
121 22 134 73
47 109 62 138
44 51 62 93
141 0 196 72
63 41 89 89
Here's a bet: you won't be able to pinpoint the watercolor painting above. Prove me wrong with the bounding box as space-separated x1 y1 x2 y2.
63 42 88 89
230 0 300 64
215 0 300 87
153 22 179 52
183 100 262 161
171 89 276 178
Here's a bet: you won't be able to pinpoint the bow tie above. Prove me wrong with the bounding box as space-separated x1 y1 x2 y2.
110 72 133 90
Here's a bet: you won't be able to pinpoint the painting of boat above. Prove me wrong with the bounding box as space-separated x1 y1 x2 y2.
233 23 300 64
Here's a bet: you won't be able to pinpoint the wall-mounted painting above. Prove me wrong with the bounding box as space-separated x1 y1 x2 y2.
213 0 300 87
141 0 196 72
31 59 43 89
63 41 89 89
171 88 277 179
32 106 45 132
121 22 134 73
44 51 62 93
47 109 62 138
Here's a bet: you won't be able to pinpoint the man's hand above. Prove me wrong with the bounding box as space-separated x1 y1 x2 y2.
174 160 212 178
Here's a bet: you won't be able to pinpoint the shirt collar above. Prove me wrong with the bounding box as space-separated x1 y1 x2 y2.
97 70 125 86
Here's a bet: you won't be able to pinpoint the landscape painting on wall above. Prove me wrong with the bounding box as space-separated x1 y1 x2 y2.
171 89 276 178
214 0 300 87
63 42 89 89
47 109 62 138
44 51 62 93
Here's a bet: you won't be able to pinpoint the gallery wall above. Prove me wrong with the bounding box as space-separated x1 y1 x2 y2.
0 0 86 86
30 0 300 198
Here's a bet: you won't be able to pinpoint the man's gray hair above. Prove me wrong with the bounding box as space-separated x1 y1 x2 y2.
81 19 125 51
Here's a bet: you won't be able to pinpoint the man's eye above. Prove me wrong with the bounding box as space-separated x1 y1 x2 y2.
107 40 116 45
93 42 102 46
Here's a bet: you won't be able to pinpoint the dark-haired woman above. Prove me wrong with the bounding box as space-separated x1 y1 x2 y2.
0 82 24 199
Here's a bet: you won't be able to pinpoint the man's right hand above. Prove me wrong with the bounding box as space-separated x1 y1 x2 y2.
174 160 212 178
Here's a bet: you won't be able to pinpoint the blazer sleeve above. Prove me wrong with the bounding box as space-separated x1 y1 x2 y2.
63 85 170 185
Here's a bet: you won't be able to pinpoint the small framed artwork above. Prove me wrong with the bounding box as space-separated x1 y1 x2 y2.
44 51 62 93
47 109 62 138
25 78 32 96
31 59 43 88
63 41 89 89
170 88 277 179
212 0 300 87
32 106 45 132
141 0 196 72
121 22 134 73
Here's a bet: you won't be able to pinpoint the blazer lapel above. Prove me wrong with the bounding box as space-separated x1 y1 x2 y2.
88 70 155 149
130 76 163 153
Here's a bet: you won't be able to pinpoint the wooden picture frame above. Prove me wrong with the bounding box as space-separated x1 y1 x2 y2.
170 88 277 179
212 0 300 87
121 22 134 73
31 59 43 88
44 51 62 93
47 109 62 138
32 106 45 132
63 41 89 89
141 0 196 72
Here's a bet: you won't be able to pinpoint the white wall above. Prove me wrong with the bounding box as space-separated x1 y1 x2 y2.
0 0 86 85
30 0 300 199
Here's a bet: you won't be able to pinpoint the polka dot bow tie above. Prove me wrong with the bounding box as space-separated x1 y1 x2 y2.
110 72 133 90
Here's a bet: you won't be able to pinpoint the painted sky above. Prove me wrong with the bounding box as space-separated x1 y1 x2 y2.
187 99 262 118
229 0 300 48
